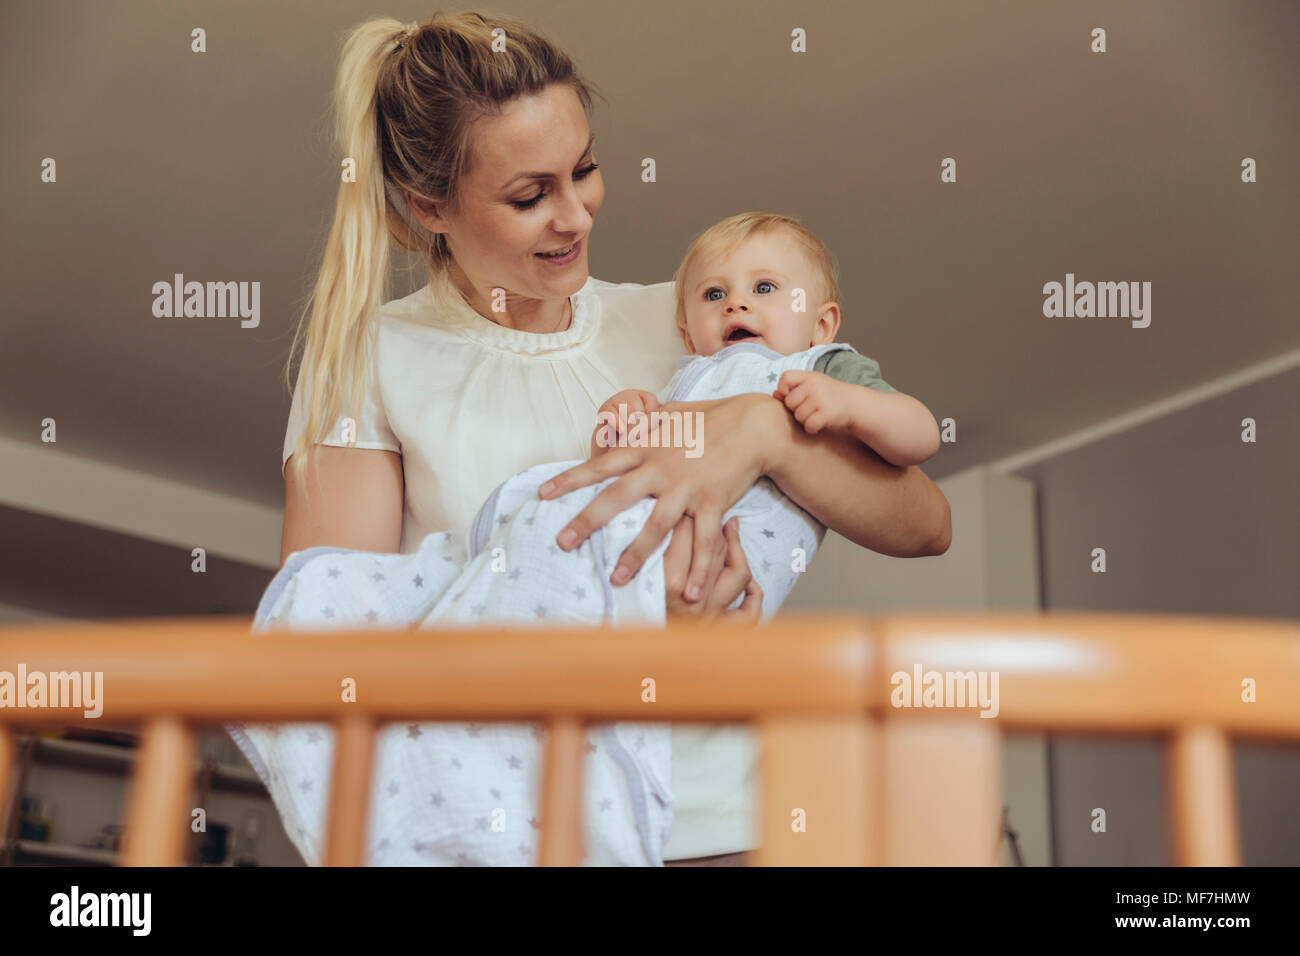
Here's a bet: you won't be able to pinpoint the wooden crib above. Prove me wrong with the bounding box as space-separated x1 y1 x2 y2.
1 612 1297 865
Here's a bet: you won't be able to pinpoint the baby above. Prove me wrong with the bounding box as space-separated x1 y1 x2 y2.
592 211 940 472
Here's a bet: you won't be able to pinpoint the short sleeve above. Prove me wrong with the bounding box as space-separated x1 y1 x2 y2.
281 337 400 476
814 349 899 393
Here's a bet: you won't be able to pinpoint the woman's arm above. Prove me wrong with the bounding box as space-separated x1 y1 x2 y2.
753 393 951 556
280 446 404 566
539 392 951 601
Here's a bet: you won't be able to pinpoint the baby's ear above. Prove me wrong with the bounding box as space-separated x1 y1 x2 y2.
677 322 697 354
812 302 841 344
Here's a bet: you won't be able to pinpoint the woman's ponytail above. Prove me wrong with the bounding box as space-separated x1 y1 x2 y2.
284 18 407 511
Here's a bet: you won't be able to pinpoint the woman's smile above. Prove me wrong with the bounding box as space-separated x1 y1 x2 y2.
535 237 582 265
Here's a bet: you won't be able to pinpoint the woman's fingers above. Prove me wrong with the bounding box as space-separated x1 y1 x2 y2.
706 517 752 614
661 514 694 603
548 460 652 553
684 507 726 602
539 446 642 502
721 577 764 624
611 494 690 584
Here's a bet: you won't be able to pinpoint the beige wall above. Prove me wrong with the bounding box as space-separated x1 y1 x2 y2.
1014 368 1300 865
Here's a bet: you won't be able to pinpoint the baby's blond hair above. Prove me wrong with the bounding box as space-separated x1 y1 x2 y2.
671 212 841 342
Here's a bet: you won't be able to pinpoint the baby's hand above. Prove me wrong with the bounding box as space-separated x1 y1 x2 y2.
772 370 853 436
591 389 661 457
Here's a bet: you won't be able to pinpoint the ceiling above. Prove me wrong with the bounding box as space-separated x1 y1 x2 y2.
2 0 1297 512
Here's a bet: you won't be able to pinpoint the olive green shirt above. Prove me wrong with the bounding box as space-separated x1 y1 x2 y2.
814 348 899 393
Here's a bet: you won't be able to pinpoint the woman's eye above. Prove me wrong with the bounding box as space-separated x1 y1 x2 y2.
755 280 775 294
511 164 599 210
705 288 724 302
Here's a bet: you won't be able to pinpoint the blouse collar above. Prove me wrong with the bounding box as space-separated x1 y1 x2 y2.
425 269 600 355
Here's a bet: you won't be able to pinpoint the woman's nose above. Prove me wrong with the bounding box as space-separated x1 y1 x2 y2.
552 184 594 234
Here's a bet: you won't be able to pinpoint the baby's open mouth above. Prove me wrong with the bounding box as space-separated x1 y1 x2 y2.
726 326 759 342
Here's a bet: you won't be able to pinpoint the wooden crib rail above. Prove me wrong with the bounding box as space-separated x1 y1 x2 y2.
0 612 1297 866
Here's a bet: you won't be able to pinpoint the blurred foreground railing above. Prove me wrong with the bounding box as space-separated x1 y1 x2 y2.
0 612 1297 866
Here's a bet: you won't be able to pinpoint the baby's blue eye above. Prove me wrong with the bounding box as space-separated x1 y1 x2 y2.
706 288 724 301
755 280 775 294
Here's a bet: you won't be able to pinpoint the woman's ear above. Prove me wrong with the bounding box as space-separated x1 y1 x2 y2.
406 192 450 235
811 302 841 344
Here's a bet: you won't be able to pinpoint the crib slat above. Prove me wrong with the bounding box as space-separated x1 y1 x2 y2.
0 726 15 846
882 718 1002 865
755 714 874 866
122 716 196 866
324 715 376 866
1168 724 1241 866
538 715 584 866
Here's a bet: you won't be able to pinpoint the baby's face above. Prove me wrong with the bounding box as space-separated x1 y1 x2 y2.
681 230 836 356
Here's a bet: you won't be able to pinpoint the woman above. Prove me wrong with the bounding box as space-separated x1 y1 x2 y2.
280 12 951 866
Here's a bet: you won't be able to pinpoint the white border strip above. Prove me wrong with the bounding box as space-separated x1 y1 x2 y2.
987 347 1300 474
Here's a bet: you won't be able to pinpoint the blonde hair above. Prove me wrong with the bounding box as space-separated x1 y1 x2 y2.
285 11 598 509
670 211 841 343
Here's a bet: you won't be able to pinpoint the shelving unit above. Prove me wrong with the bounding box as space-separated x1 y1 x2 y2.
1 728 283 866
12 839 117 866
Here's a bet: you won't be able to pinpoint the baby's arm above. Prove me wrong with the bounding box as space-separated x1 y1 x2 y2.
773 370 940 467
591 388 662 458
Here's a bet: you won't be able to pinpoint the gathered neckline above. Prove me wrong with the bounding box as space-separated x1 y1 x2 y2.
424 270 600 356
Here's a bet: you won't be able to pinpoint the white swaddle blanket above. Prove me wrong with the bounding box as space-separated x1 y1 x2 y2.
228 341 852 865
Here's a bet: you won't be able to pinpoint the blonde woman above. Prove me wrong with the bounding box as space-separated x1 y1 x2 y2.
280 12 951 866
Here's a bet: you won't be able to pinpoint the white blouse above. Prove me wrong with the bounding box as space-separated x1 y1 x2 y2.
283 269 757 860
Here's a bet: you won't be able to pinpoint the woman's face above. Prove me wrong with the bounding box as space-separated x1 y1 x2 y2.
410 83 604 306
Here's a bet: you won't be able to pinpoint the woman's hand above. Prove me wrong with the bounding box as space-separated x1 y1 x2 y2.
539 392 781 601
663 515 763 623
